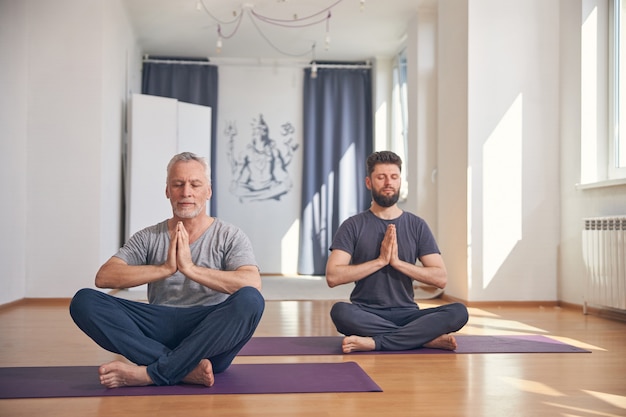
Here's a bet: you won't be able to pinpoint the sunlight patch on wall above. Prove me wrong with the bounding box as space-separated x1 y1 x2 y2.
338 144 358 220
375 100 388 151
467 165 473 290
281 219 300 273
580 6 599 184
482 93 523 289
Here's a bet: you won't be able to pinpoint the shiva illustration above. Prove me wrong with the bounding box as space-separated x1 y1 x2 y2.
226 114 299 203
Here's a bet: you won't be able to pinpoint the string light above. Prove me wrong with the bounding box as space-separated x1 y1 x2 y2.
196 0 362 57
325 11 331 50
310 43 318 79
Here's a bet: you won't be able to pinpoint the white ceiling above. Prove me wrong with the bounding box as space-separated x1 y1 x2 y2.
122 0 437 62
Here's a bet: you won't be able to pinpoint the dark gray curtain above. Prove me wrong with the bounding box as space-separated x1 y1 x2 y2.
298 66 373 275
142 58 219 215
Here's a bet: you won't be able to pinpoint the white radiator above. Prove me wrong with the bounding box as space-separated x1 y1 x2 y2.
582 216 626 313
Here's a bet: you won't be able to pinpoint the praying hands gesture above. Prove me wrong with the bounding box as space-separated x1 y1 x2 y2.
94 221 191 290
326 224 402 287
164 220 260 294
378 224 401 267
326 223 448 289
165 221 194 275
95 219 260 293
380 224 448 289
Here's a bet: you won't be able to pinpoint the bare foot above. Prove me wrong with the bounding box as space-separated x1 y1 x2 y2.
342 335 376 353
182 358 215 387
423 334 458 351
98 361 153 388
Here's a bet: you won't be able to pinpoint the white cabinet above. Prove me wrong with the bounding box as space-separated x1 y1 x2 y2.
126 93 212 239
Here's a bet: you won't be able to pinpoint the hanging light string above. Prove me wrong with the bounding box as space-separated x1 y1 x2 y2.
197 0 241 25
197 0 363 57
325 11 331 50
251 9 330 29
217 14 244 41
249 0 342 26
246 13 318 57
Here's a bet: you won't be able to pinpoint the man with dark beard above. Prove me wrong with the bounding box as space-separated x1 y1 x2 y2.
325 151 469 353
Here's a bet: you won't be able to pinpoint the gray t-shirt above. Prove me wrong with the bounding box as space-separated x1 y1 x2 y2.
115 218 258 307
330 210 440 309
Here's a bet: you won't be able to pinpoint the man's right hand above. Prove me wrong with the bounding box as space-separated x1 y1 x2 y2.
163 224 180 275
378 224 396 266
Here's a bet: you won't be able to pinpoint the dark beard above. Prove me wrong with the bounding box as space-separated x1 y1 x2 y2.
371 189 400 207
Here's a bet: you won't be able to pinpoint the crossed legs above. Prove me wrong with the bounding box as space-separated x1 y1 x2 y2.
330 302 469 352
69 286 264 387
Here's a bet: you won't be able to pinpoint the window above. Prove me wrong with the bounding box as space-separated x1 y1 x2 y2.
611 0 626 176
580 0 626 185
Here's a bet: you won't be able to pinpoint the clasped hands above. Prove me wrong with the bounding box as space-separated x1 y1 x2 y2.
164 221 195 275
379 224 402 268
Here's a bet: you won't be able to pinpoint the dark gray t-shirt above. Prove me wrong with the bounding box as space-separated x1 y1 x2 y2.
329 210 440 309
115 218 258 307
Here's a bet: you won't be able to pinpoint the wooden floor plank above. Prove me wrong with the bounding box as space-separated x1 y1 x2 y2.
0 299 625 417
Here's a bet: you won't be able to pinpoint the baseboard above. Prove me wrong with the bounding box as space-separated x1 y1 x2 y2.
441 294 560 309
439 294 626 322
0 298 70 311
560 300 626 322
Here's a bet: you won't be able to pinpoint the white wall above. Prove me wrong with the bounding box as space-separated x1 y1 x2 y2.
0 0 140 303
403 10 439 234
0 0 28 304
436 0 561 302
102 0 142 262
558 0 626 306
437 0 470 299
2 0 623 306
25 0 103 298
469 0 560 302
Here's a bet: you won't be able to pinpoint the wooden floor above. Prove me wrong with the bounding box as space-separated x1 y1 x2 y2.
1 298 625 417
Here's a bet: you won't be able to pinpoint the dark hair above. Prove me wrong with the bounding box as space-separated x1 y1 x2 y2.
166 152 211 185
366 151 402 176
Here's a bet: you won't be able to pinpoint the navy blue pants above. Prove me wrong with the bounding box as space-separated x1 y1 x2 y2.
69 286 264 385
330 301 468 351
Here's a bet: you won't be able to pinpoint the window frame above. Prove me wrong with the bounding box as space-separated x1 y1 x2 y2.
609 0 626 178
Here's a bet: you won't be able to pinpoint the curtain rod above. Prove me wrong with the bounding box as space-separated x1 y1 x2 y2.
142 56 371 69
142 58 214 66
312 63 371 69
210 59 372 69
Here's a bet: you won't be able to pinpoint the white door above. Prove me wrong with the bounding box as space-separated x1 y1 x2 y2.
126 93 212 239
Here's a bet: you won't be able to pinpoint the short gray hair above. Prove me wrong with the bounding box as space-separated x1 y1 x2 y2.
166 152 211 185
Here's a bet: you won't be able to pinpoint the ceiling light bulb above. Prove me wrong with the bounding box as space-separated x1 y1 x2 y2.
325 33 331 50
311 62 318 79
216 36 223 53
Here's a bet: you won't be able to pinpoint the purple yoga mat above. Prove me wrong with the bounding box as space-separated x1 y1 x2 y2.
0 362 381 399
238 335 591 356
